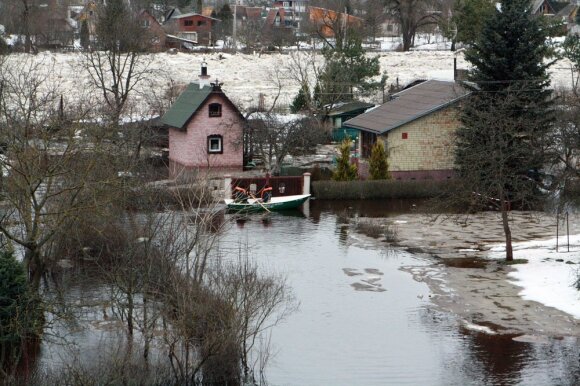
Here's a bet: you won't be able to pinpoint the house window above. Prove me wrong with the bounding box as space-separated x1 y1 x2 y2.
179 32 198 42
184 19 194 26
208 135 223 153
209 103 222 117
141 19 150 28
402 132 408 139
197 20 206 26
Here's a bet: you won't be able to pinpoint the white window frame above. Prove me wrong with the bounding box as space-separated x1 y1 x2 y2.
208 135 223 153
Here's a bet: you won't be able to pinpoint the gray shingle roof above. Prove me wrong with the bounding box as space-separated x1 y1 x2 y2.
326 101 375 117
343 80 469 134
160 84 213 129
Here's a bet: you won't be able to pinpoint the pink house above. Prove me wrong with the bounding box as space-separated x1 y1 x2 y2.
161 70 245 179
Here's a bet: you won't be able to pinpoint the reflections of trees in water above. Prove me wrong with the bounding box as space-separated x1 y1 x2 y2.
416 281 580 386
16 202 580 386
310 198 429 218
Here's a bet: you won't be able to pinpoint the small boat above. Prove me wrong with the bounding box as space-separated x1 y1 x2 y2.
224 194 311 212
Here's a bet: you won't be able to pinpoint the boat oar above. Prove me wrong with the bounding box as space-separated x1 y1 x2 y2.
249 192 271 213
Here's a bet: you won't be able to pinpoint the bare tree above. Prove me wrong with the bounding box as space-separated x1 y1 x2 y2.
82 0 154 125
454 89 553 261
238 19 265 51
246 113 326 174
210 249 297 383
552 91 580 184
305 0 354 50
385 0 441 51
362 0 387 43
0 56 104 289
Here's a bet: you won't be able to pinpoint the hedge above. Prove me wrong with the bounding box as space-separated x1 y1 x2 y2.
312 179 457 200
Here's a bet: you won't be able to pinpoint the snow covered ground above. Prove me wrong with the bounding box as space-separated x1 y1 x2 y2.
1 49 575 117
488 235 580 319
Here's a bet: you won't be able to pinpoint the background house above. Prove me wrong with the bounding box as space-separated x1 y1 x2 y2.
325 101 375 149
160 65 245 179
263 7 297 44
139 9 166 51
164 11 220 45
308 6 363 39
343 80 469 180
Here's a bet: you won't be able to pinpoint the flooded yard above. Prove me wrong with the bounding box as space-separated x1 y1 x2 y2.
220 200 580 385
32 199 580 385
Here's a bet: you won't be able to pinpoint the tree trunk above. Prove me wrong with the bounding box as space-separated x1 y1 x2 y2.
24 247 43 290
501 202 513 261
127 292 134 337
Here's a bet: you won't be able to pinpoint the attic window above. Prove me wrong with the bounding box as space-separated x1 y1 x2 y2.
209 103 222 117
184 20 194 26
197 20 206 26
208 135 223 154
402 132 408 139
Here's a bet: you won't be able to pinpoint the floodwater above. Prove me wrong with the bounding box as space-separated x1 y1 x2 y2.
222 199 580 386
32 199 580 385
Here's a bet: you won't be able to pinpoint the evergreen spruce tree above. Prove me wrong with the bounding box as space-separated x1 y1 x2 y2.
333 138 358 181
318 35 386 108
369 139 390 180
290 83 311 113
313 82 322 110
0 250 43 369
80 19 90 49
455 0 554 261
216 4 233 38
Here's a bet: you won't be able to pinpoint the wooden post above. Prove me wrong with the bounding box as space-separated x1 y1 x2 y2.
567 211 570 252
302 172 311 195
224 175 232 200
556 211 559 252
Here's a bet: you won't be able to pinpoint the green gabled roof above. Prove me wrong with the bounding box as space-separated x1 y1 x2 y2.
160 84 213 129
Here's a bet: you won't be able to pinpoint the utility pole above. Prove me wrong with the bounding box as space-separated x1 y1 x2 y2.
344 7 348 45
233 1 237 51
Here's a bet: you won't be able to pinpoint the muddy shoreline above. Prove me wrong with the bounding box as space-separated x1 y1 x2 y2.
356 211 580 337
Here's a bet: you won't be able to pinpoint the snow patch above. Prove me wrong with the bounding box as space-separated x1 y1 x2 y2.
488 235 580 319
463 321 497 335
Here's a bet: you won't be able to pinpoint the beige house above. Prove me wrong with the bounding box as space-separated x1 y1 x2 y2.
343 80 469 180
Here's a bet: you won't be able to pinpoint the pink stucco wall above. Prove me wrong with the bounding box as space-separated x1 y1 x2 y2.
168 93 244 176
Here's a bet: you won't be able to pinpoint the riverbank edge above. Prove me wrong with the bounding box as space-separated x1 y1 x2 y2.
352 212 580 338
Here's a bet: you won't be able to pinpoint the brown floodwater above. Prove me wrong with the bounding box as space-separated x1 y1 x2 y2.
27 199 580 385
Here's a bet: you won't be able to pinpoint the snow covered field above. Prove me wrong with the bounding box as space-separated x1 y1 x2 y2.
3 49 575 116
489 235 580 319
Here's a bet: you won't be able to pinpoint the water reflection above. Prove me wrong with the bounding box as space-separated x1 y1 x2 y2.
26 200 580 385
460 330 530 385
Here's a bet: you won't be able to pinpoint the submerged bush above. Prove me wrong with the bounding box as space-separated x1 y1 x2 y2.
0 249 44 374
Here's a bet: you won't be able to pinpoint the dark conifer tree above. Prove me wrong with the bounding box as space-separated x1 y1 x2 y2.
455 0 554 261
80 19 90 49
290 83 311 113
